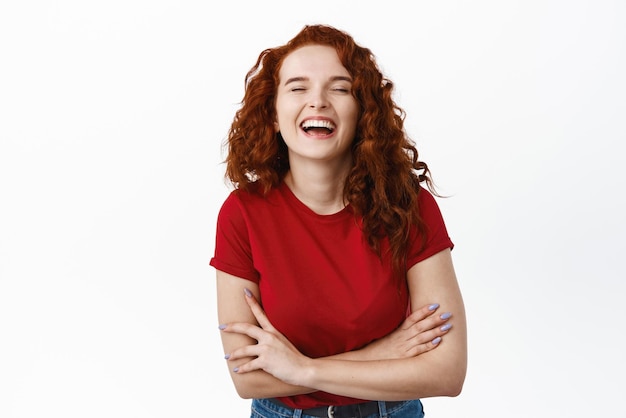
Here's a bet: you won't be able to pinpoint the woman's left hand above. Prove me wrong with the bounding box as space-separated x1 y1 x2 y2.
220 289 312 386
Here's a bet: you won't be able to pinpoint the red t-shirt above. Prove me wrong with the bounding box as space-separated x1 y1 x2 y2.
210 181 453 408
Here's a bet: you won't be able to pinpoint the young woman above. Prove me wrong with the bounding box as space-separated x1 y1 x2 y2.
211 24 467 418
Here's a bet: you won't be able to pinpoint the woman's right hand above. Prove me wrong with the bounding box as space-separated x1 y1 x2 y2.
359 303 453 360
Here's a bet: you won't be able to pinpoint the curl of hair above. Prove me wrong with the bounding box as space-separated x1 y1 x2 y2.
224 24 437 275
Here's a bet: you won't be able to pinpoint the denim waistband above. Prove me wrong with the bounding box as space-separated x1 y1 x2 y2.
256 397 408 418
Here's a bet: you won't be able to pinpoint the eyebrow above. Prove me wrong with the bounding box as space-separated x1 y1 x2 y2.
283 76 353 86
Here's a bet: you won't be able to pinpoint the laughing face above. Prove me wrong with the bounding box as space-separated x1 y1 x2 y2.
274 44 359 168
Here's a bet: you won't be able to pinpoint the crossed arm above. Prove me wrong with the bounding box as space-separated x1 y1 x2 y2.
216 248 467 401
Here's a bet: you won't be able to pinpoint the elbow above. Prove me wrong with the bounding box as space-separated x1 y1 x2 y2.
426 377 464 398
420 359 466 398
440 368 466 398
435 347 467 398
444 378 464 398
235 387 255 400
231 381 249 399
231 376 259 399
230 371 285 399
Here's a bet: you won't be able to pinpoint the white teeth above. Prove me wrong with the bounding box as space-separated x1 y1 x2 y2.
301 119 335 130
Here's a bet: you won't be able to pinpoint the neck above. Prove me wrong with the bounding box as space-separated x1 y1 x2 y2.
284 158 351 215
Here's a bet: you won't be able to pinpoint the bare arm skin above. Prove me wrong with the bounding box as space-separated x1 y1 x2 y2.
217 248 465 400
217 270 451 399
295 249 467 400
216 270 312 399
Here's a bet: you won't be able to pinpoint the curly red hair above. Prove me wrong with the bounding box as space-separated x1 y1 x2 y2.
224 24 437 274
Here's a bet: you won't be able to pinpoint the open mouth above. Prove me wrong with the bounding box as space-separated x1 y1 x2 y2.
301 119 336 135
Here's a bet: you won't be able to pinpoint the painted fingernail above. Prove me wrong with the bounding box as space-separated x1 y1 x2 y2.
224 354 230 360
233 367 239 373
244 288 253 298
428 303 440 311
218 324 227 330
432 337 442 345
440 312 452 320
440 323 452 331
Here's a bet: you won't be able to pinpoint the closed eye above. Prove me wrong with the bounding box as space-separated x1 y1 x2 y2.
331 82 352 93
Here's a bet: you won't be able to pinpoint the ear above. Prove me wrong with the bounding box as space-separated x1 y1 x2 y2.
274 121 280 132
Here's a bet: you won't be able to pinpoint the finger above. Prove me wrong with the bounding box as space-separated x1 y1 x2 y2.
416 336 445 354
405 329 451 357
232 357 263 374
407 303 439 322
227 344 263 362
243 288 276 331
403 303 440 328
220 321 268 342
408 322 453 348
408 309 453 334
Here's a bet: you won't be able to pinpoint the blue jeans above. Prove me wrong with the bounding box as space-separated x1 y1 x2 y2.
250 398 425 418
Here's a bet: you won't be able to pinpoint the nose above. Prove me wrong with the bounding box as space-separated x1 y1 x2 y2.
308 89 328 109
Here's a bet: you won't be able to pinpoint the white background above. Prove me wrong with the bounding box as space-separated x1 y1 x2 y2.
1 1 625 417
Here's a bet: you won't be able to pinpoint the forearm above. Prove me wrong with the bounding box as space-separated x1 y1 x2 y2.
227 346 389 399
220 252 468 401
227 366 314 399
229 337 465 400
300 251 468 402
301 350 466 401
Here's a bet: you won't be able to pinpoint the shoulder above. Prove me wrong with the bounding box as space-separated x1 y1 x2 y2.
217 183 283 220
417 185 436 203
220 182 267 207
416 185 443 218
406 185 454 266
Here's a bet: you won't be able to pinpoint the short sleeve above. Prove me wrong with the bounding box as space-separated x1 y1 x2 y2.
209 192 260 283
406 187 454 269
